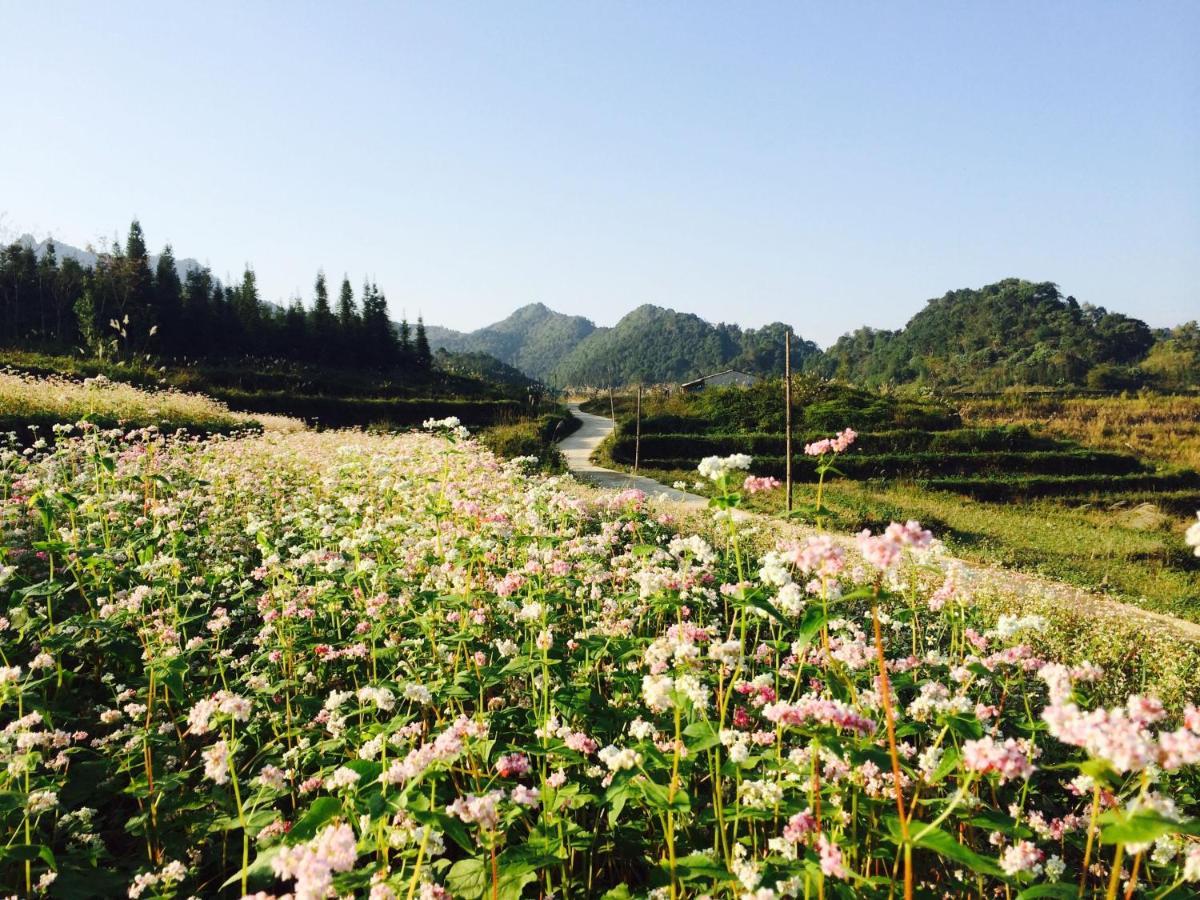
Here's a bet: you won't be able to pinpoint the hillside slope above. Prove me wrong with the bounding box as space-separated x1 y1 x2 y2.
817 278 1155 388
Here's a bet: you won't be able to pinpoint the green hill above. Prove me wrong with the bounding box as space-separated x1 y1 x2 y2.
548 305 820 387
816 278 1156 389
426 302 598 380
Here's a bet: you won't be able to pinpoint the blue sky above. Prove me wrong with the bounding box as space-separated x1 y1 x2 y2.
1 2 1196 345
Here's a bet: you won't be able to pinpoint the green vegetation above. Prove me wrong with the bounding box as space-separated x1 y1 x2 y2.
431 303 821 387
427 302 598 380
550 306 820 386
816 278 1159 389
478 407 580 471
585 380 1200 619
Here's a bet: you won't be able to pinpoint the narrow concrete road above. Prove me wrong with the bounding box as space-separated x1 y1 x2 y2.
559 404 708 506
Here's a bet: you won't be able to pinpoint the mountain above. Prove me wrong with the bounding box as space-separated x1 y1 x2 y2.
426 303 598 380
548 305 820 387
17 234 204 284
815 278 1157 389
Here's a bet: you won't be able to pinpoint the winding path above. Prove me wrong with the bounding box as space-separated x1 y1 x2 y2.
559 404 707 506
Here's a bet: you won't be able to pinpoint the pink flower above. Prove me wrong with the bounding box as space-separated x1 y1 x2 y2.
762 695 875 736
272 822 358 899
783 808 816 843
787 535 845 578
817 834 847 878
742 476 781 494
856 520 933 571
962 736 1035 783
999 840 1044 876
804 428 856 457
446 790 504 830
510 784 539 807
495 753 532 778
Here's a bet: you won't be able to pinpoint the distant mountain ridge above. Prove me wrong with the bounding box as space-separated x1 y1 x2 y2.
426 302 819 387
17 233 204 284
427 303 597 380
426 281 1192 391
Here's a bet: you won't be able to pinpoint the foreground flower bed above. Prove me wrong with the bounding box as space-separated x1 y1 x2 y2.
2 427 1200 898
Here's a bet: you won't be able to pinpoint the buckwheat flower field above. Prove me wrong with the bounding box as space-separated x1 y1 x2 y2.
3 423 1200 898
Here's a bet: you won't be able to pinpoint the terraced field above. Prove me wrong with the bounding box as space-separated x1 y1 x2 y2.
583 387 1200 618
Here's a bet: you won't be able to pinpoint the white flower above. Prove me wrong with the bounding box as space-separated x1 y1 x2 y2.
642 674 674 712
202 740 231 785
697 454 753 482
597 744 642 772
1186 513 1200 557
324 766 361 790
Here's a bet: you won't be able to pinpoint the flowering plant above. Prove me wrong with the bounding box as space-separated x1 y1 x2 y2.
1 424 1198 898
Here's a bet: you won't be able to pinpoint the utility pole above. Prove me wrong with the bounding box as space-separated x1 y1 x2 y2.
634 384 642 475
609 385 615 422
785 330 793 512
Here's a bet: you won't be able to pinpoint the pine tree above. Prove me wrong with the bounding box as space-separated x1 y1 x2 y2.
182 268 214 358
124 220 155 346
232 267 261 352
361 281 397 370
336 276 359 360
398 315 412 368
309 270 335 362
154 246 183 355
415 315 432 370
336 277 358 328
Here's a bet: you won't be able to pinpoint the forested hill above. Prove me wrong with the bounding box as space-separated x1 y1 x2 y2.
424 303 597 380
547 305 820 387
815 279 1165 390
429 303 820 387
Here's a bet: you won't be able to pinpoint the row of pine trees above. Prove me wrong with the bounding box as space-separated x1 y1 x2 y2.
0 220 432 371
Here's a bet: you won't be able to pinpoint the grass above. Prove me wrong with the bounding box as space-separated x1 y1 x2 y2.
0 369 305 437
957 391 1200 469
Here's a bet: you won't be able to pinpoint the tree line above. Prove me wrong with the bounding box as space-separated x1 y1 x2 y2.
0 220 432 372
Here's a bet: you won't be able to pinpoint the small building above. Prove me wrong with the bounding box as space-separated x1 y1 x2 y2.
680 369 760 392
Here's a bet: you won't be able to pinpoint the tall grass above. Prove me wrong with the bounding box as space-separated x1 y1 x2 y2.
957 392 1200 469
0 370 304 436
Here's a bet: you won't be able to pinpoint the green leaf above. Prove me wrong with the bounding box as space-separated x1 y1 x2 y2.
220 845 281 890
888 817 1004 877
286 796 341 843
942 713 983 740
673 852 735 883
791 605 827 654
745 593 786 625
929 747 960 784
1016 886 1078 899
1098 809 1192 845
0 844 55 868
683 720 721 753
637 779 691 814
446 857 489 900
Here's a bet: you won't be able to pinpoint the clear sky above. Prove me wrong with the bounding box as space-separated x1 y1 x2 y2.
1 2 1196 346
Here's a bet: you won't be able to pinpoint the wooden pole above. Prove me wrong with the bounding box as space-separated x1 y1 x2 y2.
785 330 793 512
609 386 616 422
634 385 642 475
